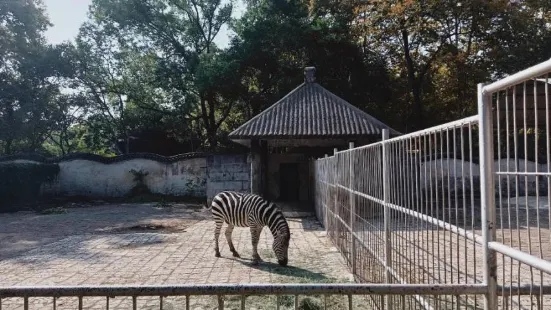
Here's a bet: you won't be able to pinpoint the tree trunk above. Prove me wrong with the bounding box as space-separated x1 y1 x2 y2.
411 81 424 130
402 28 425 131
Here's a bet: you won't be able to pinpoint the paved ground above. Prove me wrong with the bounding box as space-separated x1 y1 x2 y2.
0 203 354 309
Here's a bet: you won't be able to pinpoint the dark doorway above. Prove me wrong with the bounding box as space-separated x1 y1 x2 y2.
279 163 300 201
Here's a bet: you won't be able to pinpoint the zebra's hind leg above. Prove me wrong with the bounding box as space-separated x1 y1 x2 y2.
214 219 223 257
250 226 263 265
225 224 240 258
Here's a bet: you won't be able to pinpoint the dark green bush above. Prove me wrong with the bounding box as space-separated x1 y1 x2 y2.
0 163 60 212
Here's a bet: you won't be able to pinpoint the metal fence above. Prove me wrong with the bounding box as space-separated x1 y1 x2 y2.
312 59 551 310
0 283 487 310
480 60 551 310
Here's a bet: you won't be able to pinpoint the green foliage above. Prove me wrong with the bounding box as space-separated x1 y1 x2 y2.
2 0 551 154
0 163 60 212
0 1 77 155
351 0 551 131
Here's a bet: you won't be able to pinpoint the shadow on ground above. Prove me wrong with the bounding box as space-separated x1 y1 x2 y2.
228 257 333 282
0 203 207 261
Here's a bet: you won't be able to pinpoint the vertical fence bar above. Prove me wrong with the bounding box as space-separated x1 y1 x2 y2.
382 129 393 310
349 142 356 278
478 83 497 310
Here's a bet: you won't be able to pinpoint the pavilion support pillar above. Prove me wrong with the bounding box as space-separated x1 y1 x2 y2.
260 140 269 197
250 140 262 195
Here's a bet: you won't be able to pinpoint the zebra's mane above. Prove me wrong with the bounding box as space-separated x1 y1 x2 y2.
268 202 290 237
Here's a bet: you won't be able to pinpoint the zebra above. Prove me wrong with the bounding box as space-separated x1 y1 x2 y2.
207 191 291 266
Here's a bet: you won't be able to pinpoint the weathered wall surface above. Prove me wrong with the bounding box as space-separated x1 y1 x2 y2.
206 154 251 204
0 153 208 198
417 158 549 196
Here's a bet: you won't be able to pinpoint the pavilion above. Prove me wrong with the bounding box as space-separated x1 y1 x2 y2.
228 67 400 204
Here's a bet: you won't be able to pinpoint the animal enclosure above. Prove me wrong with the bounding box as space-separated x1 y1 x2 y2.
312 60 551 310
4 61 551 310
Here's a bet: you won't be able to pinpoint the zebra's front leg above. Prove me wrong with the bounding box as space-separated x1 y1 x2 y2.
214 220 223 257
225 224 240 258
250 226 263 264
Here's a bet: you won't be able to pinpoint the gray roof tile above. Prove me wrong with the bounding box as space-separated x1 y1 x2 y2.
228 74 400 140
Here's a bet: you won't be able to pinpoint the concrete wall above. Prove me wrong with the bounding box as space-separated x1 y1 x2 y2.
267 153 310 202
0 153 208 198
416 158 549 197
206 154 251 204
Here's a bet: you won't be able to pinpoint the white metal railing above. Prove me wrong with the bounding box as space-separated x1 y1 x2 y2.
0 283 488 310
480 58 551 310
314 116 486 310
312 59 551 310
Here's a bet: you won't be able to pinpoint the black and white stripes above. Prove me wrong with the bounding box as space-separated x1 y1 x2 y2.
209 191 291 266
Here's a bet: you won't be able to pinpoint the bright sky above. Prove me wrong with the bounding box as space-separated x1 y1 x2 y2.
42 0 244 48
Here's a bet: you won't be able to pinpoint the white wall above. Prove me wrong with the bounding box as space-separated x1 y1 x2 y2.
4 157 207 198
417 158 548 194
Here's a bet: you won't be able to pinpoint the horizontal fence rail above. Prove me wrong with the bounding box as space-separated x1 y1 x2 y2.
0 284 488 310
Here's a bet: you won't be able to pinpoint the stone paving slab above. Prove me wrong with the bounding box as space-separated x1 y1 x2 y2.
0 204 353 309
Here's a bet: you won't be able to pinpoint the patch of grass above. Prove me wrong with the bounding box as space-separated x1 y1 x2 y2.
154 199 173 209
298 297 322 310
193 277 358 310
37 206 68 215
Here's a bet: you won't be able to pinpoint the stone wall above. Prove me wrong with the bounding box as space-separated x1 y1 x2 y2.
205 153 251 204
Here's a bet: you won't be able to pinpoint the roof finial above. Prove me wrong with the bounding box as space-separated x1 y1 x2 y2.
304 66 316 83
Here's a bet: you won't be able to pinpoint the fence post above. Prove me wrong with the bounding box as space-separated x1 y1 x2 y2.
324 154 329 230
333 148 338 243
348 142 356 278
478 83 497 310
382 129 393 310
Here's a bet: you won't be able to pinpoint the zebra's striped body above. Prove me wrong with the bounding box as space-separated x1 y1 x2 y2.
209 191 291 266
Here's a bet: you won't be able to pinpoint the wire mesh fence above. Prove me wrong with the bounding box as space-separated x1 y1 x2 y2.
314 117 486 309
483 65 551 310
312 59 551 310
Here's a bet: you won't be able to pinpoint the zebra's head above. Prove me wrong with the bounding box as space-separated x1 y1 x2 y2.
273 229 290 266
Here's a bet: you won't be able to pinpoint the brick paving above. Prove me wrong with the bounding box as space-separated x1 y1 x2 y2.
0 203 353 309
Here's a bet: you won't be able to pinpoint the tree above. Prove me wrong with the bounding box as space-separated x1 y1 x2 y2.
88 0 235 148
0 0 74 154
224 0 392 129
353 0 551 131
